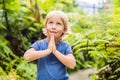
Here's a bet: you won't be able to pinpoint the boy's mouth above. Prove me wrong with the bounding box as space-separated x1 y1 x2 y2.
50 31 57 33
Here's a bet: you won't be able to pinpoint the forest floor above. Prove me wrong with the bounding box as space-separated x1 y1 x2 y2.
69 68 97 80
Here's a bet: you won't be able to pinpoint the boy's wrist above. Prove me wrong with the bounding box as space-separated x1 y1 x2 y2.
46 49 51 54
53 50 57 55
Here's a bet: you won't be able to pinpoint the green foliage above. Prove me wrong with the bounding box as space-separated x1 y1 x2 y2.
0 0 40 79
0 0 79 79
0 0 120 80
113 0 120 7
16 61 37 80
64 1 120 79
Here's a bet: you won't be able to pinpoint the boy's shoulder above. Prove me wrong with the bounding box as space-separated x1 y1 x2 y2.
35 39 46 42
33 39 46 45
59 40 70 46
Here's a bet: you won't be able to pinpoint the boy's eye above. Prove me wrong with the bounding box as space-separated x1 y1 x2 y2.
50 22 53 23
48 21 53 24
57 22 61 25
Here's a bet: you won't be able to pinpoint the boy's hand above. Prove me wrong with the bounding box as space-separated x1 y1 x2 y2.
48 35 57 54
51 36 56 54
47 39 52 54
47 35 54 54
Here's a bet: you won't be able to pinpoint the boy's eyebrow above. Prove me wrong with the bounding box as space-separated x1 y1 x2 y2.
48 20 52 22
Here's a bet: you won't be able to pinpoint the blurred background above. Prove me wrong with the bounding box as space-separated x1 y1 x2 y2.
0 0 120 80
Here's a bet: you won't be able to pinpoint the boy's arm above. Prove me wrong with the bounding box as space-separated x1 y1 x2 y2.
51 36 76 69
47 35 76 69
53 51 76 69
23 48 51 61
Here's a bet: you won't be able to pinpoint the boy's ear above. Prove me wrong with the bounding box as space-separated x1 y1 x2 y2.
64 27 67 32
42 28 47 36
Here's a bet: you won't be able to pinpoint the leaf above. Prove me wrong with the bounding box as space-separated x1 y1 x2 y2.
114 68 120 73
0 23 6 30
89 51 99 57
29 27 37 32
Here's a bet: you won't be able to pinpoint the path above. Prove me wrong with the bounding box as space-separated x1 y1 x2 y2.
69 68 97 80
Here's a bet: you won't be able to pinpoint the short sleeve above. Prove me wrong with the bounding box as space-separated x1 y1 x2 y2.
30 41 40 50
65 43 73 55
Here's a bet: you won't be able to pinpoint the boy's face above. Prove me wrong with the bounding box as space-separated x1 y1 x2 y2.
45 16 65 38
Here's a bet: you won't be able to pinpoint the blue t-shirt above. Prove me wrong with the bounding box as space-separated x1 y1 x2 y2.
30 39 73 80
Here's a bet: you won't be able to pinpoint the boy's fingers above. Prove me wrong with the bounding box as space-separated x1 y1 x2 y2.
50 35 54 40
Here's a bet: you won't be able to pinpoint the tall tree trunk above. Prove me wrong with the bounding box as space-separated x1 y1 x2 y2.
2 0 11 40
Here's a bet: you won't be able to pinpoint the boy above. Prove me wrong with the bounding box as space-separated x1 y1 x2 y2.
23 10 76 80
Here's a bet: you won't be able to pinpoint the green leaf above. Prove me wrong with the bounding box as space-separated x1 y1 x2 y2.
114 68 120 73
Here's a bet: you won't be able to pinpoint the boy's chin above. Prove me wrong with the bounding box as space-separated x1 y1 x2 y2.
55 36 62 39
53 35 61 38
48 33 61 38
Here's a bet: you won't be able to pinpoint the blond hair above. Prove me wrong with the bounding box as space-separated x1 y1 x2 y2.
44 10 68 32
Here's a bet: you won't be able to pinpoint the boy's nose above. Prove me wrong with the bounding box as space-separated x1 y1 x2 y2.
52 24 56 29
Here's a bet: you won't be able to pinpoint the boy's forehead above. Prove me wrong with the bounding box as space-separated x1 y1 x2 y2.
48 16 62 21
